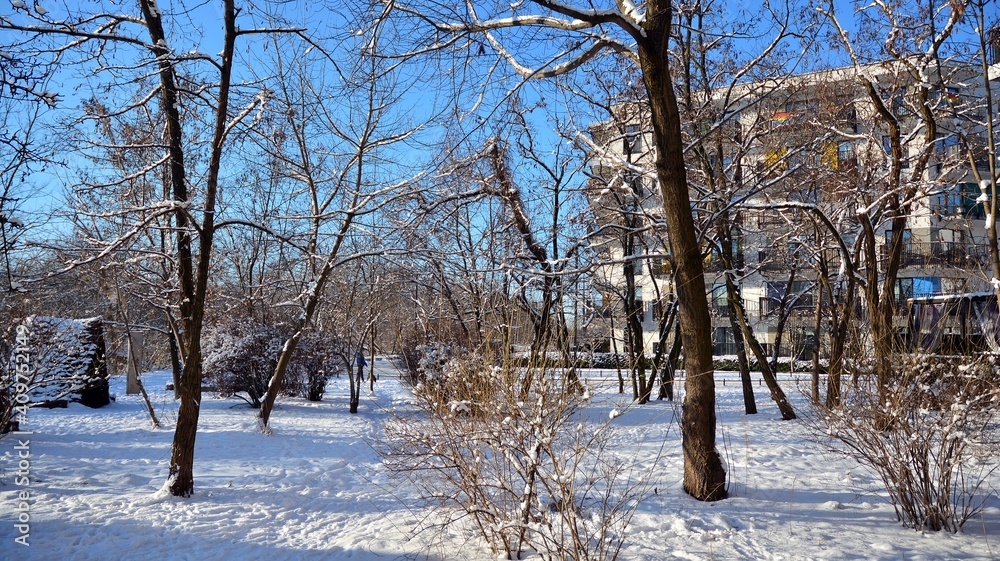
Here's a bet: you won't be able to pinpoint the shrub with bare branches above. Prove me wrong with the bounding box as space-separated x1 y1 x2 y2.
394 342 464 386
380 352 648 560
813 353 1000 532
202 320 342 407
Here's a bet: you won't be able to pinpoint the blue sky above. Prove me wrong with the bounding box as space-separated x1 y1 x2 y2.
4 0 999 241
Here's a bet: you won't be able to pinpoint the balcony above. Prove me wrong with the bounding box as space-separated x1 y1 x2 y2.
705 252 745 273
758 250 804 272
879 242 989 270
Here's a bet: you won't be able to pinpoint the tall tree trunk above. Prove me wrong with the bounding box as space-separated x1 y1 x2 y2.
624 261 645 401
350 359 361 414
609 307 625 394
140 0 235 497
971 3 1000 304
825 281 856 409
369 326 377 393
167 318 182 400
731 320 757 415
718 213 756 415
258 201 359 426
658 323 681 401
643 298 676 403
811 286 823 405
727 275 795 420
725 281 756 414
169 354 202 494
640 2 726 500
769 267 797 374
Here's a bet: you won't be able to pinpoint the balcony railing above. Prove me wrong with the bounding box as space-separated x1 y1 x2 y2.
758 250 808 272
880 241 989 269
705 252 745 273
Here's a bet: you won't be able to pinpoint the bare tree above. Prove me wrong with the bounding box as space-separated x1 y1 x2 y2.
821 0 970 409
671 0 809 420
964 2 1000 303
257 9 425 425
1 0 306 496
484 118 588 396
384 0 727 500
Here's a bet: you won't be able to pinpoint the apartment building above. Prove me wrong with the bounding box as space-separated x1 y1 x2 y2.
587 59 996 358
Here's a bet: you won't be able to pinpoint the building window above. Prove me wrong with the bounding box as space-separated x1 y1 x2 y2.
765 280 813 311
593 291 612 318
713 327 737 356
881 135 909 168
821 141 838 169
628 173 644 198
885 228 912 251
934 133 960 160
651 256 671 277
624 252 643 276
838 105 858 133
631 287 644 320
711 284 728 310
710 232 742 268
895 277 941 305
789 280 814 308
961 182 987 219
764 146 789 172
937 86 960 108
837 141 856 167
934 186 963 216
624 124 641 156
887 89 909 117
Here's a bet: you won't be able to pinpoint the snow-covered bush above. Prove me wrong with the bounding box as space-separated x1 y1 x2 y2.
381 355 642 560
409 351 495 418
813 353 1000 532
202 321 286 407
283 335 344 402
395 342 463 386
2 316 110 412
202 320 342 407
589 352 631 370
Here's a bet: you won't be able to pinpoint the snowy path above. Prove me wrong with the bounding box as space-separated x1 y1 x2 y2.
1 364 997 560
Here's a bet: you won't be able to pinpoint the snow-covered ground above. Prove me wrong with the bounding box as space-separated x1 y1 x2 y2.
2 361 998 560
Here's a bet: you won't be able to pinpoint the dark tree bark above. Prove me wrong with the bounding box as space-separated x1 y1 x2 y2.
639 1 726 501
642 296 676 404
393 0 727 502
811 285 823 405
137 0 237 497
658 322 681 401
167 326 182 401
726 281 796 420
768 266 798 374
369 327 377 393
350 358 361 414
727 302 757 415
717 214 757 416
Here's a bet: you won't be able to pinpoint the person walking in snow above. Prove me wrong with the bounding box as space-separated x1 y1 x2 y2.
355 351 367 379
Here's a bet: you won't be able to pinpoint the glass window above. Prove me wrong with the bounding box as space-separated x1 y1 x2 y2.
895 277 941 304
711 284 727 308
838 141 856 165
624 124 641 155
961 182 987 219
886 229 912 250
790 280 814 308
912 277 941 298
